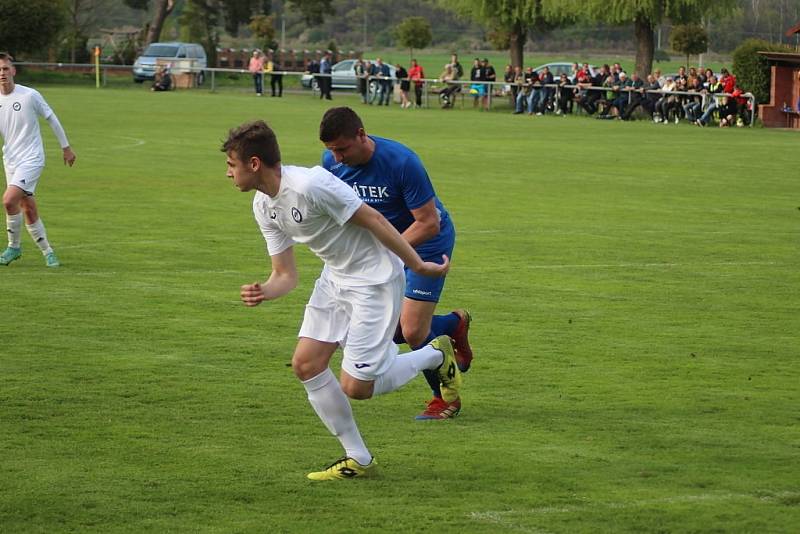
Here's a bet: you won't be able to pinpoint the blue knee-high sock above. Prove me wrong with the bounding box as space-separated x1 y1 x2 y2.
431 312 460 338
411 334 441 399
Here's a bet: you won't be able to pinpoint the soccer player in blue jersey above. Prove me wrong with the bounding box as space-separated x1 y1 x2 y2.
319 106 472 420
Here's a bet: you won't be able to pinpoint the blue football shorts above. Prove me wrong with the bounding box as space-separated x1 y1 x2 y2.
404 242 455 303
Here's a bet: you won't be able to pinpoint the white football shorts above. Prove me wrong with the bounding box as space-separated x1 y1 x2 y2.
4 163 43 195
298 269 405 381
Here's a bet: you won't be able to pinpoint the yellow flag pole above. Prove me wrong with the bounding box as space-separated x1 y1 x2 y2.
95 47 100 88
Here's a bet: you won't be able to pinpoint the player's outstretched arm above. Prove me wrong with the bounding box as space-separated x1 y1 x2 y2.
240 247 298 306
45 114 75 166
349 204 449 278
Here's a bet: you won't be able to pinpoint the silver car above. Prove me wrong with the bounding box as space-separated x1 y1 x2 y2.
301 59 397 92
133 42 208 84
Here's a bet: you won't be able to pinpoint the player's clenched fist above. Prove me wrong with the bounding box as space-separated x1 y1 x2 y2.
241 283 266 306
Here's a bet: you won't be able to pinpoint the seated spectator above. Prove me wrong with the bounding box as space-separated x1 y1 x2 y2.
611 71 638 118
683 76 704 122
596 74 618 118
438 64 460 109
526 69 543 115
537 66 554 114
512 67 533 114
696 75 723 126
555 73 574 115
621 73 660 120
578 65 607 115
718 95 738 127
655 77 680 123
151 66 172 91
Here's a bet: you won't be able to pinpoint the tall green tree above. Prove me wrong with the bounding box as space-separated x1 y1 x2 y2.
442 0 571 68
288 0 334 25
0 0 65 57
394 17 433 59
547 0 731 78
670 23 708 68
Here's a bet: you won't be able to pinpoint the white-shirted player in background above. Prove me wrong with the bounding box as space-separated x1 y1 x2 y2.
0 52 76 267
223 120 462 481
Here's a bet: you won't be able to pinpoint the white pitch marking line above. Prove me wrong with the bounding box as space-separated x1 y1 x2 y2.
525 261 779 270
470 491 800 525
81 135 147 151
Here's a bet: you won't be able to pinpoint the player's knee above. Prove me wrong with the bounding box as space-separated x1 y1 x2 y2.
2 193 18 212
401 326 428 348
292 356 322 381
341 381 372 400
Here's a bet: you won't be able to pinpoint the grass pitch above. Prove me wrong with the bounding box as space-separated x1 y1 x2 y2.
1 86 798 533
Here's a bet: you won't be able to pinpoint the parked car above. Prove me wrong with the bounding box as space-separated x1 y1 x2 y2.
133 42 208 85
532 62 597 80
301 59 397 92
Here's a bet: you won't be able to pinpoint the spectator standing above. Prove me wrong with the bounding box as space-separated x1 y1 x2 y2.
408 59 425 108
267 53 283 97
319 52 333 100
481 58 496 110
354 59 368 104
503 64 516 105
396 63 411 109
248 50 265 96
375 58 392 106
469 58 482 108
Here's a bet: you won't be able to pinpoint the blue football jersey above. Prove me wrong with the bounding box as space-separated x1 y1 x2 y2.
322 136 454 257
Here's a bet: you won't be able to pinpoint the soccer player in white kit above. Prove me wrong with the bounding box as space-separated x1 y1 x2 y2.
0 52 76 267
223 120 463 480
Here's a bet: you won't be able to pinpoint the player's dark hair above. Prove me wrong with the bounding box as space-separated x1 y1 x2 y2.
221 120 281 167
319 107 364 142
0 52 14 63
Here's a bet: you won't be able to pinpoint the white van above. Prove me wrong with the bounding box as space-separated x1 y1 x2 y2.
133 42 207 84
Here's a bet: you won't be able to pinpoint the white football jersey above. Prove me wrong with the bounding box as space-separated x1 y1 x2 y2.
0 85 54 167
253 165 403 287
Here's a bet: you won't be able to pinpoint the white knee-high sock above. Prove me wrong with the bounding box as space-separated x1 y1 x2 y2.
25 219 52 255
6 213 22 248
372 345 443 397
302 368 371 465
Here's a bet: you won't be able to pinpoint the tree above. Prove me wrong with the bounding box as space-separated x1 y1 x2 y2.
547 0 732 78
63 0 111 63
442 0 572 68
670 23 708 68
287 0 334 25
732 38 793 103
394 17 432 59
0 0 65 57
249 14 277 50
147 0 177 45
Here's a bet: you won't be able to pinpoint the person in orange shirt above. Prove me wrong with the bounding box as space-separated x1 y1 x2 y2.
248 50 265 96
408 59 425 108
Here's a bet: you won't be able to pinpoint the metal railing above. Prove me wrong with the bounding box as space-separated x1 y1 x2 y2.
14 62 757 126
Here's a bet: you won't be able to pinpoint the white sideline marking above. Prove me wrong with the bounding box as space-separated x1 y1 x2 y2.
525 261 778 270
470 491 800 529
